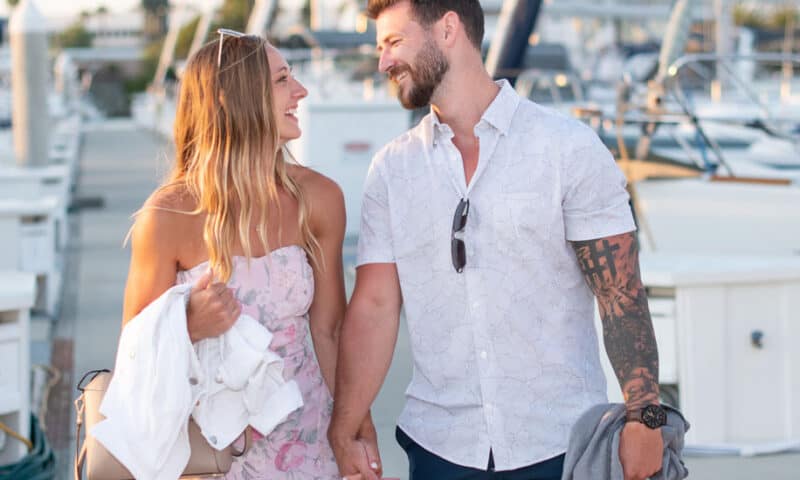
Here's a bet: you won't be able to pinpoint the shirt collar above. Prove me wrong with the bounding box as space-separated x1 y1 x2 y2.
427 109 451 147
481 79 519 135
426 79 519 147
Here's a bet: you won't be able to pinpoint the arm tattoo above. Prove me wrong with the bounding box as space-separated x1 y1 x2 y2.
572 232 660 412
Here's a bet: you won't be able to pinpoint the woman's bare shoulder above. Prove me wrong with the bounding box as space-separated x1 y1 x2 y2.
143 183 198 212
288 165 345 235
133 185 201 242
288 165 344 206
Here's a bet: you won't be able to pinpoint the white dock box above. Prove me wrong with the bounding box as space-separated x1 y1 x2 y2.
597 254 800 447
0 270 36 463
290 92 410 236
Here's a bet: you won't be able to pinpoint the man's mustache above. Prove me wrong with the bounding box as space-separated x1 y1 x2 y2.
387 64 412 82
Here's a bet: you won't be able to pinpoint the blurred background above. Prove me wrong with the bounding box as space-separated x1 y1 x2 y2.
1 0 800 478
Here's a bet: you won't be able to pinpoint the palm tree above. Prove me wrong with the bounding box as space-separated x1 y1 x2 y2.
216 0 255 32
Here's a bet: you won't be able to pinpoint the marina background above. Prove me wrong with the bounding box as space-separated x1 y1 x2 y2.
1 0 800 478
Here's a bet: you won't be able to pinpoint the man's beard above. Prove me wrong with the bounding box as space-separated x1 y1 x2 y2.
390 39 449 109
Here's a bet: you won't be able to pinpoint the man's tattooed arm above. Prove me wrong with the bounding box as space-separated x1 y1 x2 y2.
572 231 660 413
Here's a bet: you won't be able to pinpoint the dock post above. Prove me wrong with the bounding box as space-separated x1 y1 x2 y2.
9 0 50 167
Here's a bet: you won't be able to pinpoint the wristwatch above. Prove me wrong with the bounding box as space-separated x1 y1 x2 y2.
626 404 667 429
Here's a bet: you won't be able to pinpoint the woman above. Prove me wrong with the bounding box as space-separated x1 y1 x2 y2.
122 33 379 479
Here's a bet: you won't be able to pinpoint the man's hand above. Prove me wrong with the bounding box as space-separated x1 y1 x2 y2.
619 422 663 480
186 269 241 342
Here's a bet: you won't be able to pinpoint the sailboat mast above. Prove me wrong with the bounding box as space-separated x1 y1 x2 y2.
247 0 278 36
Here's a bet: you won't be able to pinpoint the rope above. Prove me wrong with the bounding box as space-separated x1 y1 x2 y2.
31 364 62 433
0 420 33 452
0 415 56 480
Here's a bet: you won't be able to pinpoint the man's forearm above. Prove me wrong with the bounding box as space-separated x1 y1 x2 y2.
601 283 660 412
572 232 660 412
330 298 399 438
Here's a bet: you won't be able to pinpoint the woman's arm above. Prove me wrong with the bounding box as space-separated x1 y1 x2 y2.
305 173 383 475
306 175 347 394
122 205 240 340
122 207 182 325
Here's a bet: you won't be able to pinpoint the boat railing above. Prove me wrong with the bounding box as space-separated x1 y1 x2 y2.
514 68 586 105
663 52 800 140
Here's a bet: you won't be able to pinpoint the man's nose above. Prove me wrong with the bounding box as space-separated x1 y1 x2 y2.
378 50 394 74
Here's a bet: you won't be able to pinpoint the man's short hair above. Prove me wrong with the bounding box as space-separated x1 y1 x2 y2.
367 0 484 51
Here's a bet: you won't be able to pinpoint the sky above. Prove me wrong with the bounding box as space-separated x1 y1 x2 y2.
1 0 311 19
0 0 222 19
2 1 140 18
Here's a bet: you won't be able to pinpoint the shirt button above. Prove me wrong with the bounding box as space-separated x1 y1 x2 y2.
189 377 199 386
480 351 488 360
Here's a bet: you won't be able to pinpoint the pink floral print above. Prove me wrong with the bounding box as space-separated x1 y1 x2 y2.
177 245 340 479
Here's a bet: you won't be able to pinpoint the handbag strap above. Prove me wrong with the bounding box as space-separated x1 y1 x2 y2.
230 426 251 457
74 394 86 480
74 369 107 480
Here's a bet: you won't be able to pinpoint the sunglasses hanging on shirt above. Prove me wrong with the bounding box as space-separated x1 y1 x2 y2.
451 198 469 273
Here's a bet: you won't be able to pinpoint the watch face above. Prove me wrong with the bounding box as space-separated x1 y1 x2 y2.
642 405 667 429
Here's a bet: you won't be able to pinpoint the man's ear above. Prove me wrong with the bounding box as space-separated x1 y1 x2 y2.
440 11 460 46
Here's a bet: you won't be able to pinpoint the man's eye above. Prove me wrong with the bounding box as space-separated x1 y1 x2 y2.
276 76 288 83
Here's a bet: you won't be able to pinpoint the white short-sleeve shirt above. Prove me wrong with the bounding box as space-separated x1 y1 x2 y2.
357 80 636 471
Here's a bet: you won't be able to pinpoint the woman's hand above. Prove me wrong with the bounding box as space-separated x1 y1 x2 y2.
357 414 382 477
186 269 241 342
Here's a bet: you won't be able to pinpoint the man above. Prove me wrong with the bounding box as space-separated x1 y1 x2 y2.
328 1 665 479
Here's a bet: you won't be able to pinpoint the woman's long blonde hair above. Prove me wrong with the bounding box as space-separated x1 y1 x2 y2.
148 35 320 281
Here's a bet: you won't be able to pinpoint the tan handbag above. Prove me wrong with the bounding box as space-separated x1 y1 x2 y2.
74 370 249 480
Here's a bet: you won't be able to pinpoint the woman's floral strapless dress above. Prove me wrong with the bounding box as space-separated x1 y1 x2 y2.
177 245 340 479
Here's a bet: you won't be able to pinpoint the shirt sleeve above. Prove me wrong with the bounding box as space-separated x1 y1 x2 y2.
561 124 636 241
356 153 395 265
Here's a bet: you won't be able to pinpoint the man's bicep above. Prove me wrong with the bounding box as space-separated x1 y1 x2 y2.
571 231 641 300
351 263 402 321
357 162 395 265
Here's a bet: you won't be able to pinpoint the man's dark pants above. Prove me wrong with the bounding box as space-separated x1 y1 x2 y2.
396 428 565 480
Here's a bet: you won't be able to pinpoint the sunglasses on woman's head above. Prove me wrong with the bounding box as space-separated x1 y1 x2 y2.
216 28 247 67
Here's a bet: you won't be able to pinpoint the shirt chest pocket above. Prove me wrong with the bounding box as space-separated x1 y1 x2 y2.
490 192 556 261
392 199 443 261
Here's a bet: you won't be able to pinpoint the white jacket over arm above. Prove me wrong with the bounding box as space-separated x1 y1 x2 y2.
91 284 303 480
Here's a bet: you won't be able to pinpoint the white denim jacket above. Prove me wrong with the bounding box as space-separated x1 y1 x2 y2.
91 283 303 480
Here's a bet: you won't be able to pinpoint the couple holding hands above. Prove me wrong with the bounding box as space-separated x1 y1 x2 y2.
123 1 665 479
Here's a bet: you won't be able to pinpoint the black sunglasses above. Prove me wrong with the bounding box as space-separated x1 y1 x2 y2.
451 198 469 273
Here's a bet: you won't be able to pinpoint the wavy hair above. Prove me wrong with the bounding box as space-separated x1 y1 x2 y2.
144 35 321 281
